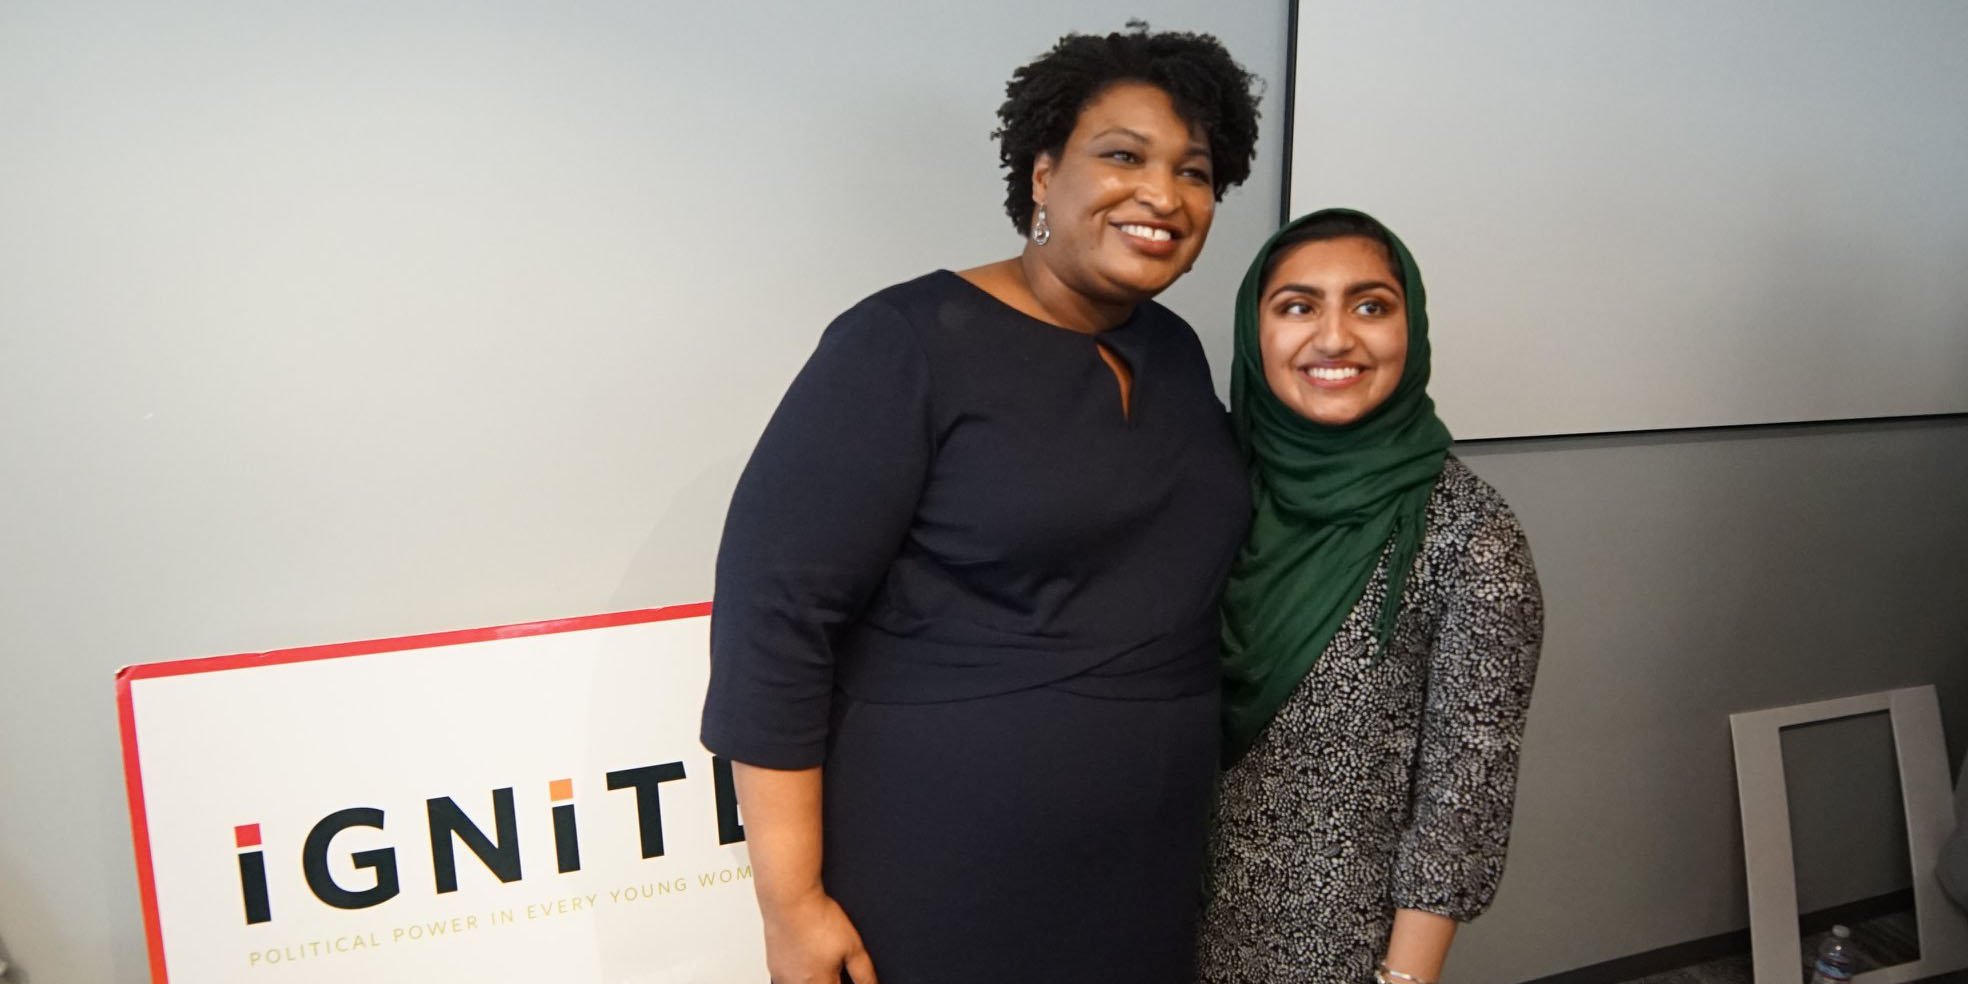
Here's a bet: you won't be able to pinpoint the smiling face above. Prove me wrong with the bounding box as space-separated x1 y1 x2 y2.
1029 81 1216 304
1258 235 1410 427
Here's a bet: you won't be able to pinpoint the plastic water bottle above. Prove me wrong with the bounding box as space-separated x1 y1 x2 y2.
1808 924 1857 983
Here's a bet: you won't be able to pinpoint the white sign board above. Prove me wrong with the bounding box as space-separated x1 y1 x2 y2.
118 604 766 983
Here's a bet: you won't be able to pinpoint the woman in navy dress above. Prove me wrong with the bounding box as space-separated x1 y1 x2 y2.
700 26 1262 984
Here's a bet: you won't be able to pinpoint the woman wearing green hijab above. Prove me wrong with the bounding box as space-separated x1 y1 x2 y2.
1197 209 1544 984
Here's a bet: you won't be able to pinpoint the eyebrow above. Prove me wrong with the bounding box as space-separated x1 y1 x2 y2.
1090 126 1211 159
1267 280 1402 301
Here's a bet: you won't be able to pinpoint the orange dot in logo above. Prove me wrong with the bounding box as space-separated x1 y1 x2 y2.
549 778 573 802
235 823 262 849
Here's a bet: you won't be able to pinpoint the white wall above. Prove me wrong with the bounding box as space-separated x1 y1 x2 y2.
0 4 1287 981
1291 0 1968 439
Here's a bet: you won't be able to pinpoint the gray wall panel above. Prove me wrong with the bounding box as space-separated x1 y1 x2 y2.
1451 419 1968 981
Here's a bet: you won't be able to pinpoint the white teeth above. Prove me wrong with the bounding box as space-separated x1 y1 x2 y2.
1120 223 1172 242
1306 366 1362 381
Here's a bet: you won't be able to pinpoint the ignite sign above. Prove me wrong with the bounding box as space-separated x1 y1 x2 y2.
118 604 767 983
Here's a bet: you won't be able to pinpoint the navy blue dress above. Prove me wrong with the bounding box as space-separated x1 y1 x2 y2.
700 270 1249 984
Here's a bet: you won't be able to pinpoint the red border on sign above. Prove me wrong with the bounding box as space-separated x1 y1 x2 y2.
113 601 713 984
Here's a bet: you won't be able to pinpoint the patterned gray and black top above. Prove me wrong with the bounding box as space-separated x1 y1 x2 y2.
1198 456 1544 983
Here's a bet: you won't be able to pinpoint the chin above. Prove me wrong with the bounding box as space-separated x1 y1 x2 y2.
1297 399 1366 428
1100 250 1195 292
1101 264 1184 299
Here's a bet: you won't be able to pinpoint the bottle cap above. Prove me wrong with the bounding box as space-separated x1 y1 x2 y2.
1832 925 1852 939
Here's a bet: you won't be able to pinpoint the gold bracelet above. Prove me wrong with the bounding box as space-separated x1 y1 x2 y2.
1376 963 1436 984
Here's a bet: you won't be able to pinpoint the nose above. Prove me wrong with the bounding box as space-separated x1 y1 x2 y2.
1134 167 1177 213
1309 307 1354 357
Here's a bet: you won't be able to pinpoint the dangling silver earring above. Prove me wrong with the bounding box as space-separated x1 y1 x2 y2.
1031 204 1051 246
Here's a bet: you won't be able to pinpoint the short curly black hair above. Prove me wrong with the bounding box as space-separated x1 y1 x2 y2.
994 22 1262 235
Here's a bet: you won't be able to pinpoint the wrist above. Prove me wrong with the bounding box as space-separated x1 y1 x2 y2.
1376 962 1438 984
756 881 828 921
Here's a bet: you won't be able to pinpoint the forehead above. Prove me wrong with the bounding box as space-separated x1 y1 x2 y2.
1268 236 1402 289
1068 81 1209 148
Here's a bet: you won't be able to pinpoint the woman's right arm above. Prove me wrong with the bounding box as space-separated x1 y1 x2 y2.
734 763 878 984
700 300 932 983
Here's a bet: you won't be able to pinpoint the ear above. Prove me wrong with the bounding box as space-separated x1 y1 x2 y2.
1030 150 1056 209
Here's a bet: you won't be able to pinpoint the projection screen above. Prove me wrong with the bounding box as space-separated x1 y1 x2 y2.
1286 0 1968 439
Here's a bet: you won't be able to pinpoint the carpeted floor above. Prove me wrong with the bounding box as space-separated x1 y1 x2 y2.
1618 908 1951 983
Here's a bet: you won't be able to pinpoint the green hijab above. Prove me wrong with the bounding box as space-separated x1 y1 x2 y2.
1221 208 1453 765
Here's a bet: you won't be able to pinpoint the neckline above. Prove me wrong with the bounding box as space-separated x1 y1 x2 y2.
935 268 1141 339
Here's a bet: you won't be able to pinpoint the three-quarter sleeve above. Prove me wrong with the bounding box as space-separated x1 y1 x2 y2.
699 300 932 769
1390 508 1544 920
